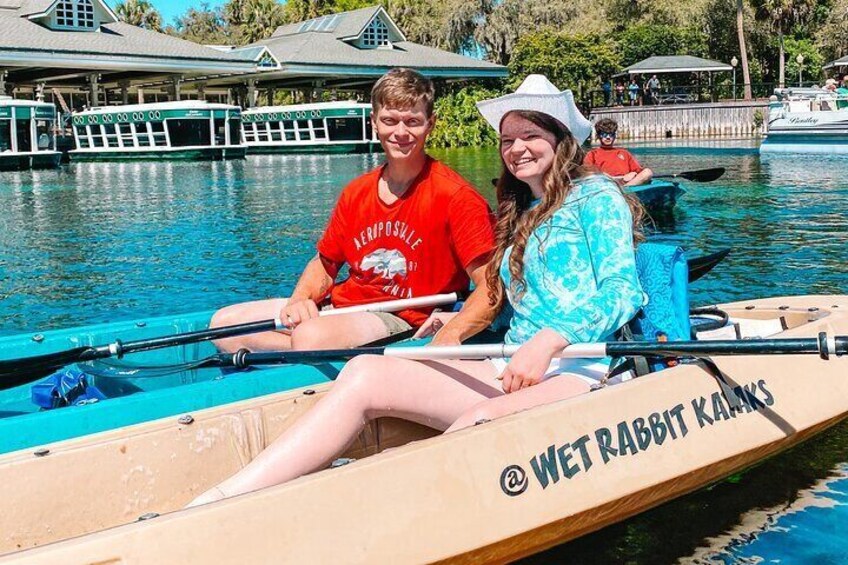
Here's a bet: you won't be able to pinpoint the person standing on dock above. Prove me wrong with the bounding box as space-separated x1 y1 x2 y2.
210 69 496 353
584 118 653 186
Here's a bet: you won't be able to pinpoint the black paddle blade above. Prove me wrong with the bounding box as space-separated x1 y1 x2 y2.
0 346 96 391
678 167 725 182
689 248 731 283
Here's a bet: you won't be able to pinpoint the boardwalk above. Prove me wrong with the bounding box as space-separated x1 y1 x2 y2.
590 101 769 140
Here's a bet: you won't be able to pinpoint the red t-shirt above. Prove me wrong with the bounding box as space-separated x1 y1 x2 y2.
585 147 643 177
317 157 495 326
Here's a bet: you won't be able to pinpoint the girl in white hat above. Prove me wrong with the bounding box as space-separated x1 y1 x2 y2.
188 75 646 506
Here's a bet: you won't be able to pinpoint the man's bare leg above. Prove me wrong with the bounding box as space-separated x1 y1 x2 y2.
210 300 396 353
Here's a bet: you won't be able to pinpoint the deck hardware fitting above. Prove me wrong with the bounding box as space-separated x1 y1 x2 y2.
331 458 355 468
177 415 194 425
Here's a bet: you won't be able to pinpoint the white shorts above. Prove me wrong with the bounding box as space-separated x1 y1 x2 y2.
490 356 632 386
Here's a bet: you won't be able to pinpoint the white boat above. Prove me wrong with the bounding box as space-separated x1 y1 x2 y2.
0 97 61 171
70 101 247 161
241 101 381 154
760 87 848 154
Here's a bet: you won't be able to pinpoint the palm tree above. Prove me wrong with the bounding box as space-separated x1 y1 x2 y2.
736 0 752 100
754 0 814 88
240 0 285 43
115 0 163 32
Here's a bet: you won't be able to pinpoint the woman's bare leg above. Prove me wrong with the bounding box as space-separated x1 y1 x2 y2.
187 355 500 507
446 374 591 433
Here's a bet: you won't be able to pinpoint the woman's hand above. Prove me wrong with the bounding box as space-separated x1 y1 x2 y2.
280 298 320 330
499 329 569 394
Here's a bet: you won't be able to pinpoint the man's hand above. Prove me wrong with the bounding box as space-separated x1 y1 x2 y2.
413 311 458 339
280 298 320 330
622 171 638 183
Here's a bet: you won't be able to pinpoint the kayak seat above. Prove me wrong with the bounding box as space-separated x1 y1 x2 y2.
611 243 694 376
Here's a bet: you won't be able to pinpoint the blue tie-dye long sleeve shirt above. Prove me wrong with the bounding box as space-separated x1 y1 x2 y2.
501 175 645 345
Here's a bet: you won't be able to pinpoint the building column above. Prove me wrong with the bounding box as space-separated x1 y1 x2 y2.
313 80 325 102
0 72 7 96
88 73 100 108
137 87 144 104
246 79 257 108
265 87 276 106
119 80 130 105
197 83 206 101
170 76 183 102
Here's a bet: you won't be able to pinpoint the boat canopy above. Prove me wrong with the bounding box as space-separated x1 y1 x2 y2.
824 55 848 70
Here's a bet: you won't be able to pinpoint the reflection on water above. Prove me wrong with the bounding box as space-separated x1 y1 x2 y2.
2 145 848 562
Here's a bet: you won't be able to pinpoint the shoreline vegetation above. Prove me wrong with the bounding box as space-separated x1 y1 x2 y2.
114 0 848 148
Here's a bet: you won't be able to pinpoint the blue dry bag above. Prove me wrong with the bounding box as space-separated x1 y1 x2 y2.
31 365 107 410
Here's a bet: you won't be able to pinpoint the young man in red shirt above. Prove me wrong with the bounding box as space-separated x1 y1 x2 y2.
584 118 653 186
212 69 496 352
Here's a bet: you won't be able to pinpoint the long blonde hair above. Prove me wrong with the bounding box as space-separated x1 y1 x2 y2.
485 110 645 308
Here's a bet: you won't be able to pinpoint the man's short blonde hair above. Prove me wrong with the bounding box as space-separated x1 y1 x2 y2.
371 68 435 117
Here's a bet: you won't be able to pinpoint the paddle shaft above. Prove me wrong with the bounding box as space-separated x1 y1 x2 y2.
653 167 725 182
208 333 848 369
0 292 462 385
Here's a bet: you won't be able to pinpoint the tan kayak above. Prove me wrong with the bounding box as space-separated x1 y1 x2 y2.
1 295 847 564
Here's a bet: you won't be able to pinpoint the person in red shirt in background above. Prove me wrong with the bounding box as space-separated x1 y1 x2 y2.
584 118 653 186
211 68 496 352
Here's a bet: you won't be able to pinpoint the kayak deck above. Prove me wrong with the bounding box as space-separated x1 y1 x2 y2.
0 296 846 563
0 312 339 453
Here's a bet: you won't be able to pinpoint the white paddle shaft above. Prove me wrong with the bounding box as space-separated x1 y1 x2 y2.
382 343 608 360
273 292 461 330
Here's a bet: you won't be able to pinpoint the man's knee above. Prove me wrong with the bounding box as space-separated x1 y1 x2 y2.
290 319 333 350
210 305 240 330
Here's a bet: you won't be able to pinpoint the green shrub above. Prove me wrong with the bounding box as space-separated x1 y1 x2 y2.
428 85 504 148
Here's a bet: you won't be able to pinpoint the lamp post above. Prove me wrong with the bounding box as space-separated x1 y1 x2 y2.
796 53 804 87
731 56 738 100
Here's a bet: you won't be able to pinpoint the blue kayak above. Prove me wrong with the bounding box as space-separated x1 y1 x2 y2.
627 180 684 211
0 312 342 454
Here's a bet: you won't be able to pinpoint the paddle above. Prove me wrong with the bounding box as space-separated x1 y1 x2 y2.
688 248 731 283
203 333 847 370
0 292 464 388
653 167 725 183
490 167 725 187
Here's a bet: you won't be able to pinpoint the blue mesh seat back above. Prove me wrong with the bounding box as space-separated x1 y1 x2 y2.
630 243 691 342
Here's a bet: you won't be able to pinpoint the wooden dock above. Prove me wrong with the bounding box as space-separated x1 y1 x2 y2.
590 101 770 140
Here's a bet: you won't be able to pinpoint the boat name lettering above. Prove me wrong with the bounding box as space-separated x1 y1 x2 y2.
498 380 775 497
788 117 818 125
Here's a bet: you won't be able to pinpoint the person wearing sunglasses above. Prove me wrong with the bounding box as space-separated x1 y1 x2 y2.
584 118 653 187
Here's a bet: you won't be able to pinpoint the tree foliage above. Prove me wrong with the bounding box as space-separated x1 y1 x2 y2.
617 24 708 66
428 85 502 148
231 0 286 43
115 0 163 32
508 32 621 94
169 3 230 44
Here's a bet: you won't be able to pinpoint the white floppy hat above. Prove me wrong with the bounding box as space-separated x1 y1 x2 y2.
476 74 593 143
